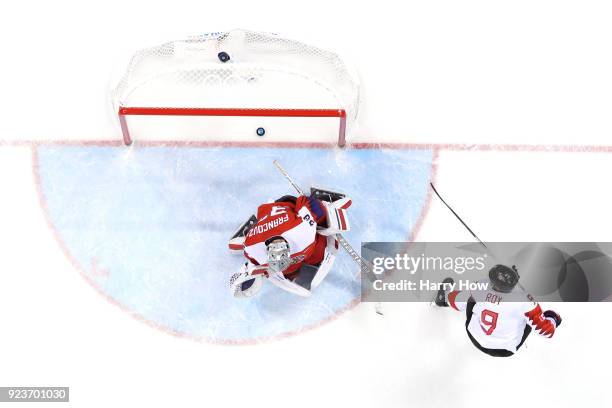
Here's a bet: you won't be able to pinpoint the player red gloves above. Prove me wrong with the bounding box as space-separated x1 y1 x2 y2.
525 304 557 337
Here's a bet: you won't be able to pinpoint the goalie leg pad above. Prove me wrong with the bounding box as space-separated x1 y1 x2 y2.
311 236 338 289
266 271 313 297
317 198 352 236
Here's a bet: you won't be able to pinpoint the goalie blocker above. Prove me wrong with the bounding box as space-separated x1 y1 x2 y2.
228 188 351 298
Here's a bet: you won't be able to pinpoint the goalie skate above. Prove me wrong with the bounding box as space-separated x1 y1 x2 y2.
228 214 257 250
310 187 346 203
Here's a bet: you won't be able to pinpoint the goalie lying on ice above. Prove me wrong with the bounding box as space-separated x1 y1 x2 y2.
228 189 352 298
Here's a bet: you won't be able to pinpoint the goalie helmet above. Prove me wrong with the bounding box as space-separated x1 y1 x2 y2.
266 237 291 274
488 264 520 293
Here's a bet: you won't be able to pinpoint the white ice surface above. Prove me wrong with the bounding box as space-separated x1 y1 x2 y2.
32 145 433 343
1 2 612 408
1 147 611 407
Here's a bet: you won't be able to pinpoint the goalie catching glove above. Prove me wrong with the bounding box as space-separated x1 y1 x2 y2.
229 263 265 298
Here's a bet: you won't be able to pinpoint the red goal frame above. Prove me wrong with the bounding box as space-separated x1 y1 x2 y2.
118 107 347 147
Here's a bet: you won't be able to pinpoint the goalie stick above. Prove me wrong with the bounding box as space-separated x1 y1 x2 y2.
272 160 383 315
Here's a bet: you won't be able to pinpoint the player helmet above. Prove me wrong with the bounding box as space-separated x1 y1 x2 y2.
266 237 291 274
488 264 520 293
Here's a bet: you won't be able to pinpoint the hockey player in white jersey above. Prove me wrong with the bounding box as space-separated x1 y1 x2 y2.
435 264 562 357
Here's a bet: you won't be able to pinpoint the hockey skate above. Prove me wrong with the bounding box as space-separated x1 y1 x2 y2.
228 214 257 250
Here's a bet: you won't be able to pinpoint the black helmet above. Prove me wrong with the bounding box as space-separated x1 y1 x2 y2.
488 264 520 293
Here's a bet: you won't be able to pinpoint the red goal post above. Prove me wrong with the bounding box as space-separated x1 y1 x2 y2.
112 30 359 147
118 107 347 147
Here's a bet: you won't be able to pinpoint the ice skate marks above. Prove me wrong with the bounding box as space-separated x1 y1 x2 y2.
34 145 434 343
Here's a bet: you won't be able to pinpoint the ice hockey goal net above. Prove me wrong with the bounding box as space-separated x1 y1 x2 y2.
112 29 360 146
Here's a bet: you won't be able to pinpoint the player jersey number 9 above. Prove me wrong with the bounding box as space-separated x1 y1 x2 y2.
480 309 499 335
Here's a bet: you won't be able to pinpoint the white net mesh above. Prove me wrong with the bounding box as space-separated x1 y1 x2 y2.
112 29 360 144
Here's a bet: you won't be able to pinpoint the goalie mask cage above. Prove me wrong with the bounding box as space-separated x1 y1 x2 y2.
112 30 360 147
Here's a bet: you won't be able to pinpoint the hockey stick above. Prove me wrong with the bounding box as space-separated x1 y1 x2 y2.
429 182 491 306
273 160 383 315
429 183 488 249
429 182 527 293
